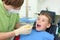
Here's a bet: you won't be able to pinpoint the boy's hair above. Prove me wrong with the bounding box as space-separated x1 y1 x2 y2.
2 0 24 8
38 11 52 24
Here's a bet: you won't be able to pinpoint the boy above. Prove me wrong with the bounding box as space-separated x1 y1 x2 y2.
20 11 54 40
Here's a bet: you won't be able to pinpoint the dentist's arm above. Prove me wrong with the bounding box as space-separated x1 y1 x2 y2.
0 31 15 40
0 23 20 40
0 24 32 40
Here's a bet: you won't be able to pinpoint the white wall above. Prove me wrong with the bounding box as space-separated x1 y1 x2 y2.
38 0 60 15
28 0 38 18
19 0 38 18
19 0 60 18
19 0 26 18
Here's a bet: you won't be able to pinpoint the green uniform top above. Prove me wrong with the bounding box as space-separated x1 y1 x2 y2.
0 0 19 40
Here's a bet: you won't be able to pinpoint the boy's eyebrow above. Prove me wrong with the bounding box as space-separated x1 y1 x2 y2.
38 17 48 20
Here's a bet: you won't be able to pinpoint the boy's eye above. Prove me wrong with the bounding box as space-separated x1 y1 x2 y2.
42 19 45 22
37 18 40 20
42 19 47 22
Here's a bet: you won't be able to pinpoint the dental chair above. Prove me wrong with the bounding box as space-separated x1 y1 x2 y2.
14 10 59 40
33 10 59 40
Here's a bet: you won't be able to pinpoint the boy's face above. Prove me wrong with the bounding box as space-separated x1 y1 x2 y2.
36 15 50 31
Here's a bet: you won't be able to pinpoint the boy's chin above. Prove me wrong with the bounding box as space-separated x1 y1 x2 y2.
36 29 42 32
36 28 45 32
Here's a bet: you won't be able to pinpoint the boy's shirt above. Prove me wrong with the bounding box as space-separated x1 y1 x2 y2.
20 29 54 40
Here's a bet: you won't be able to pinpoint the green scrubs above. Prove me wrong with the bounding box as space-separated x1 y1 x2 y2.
0 0 19 40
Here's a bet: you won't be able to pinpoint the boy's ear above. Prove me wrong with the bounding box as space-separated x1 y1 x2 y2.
47 24 51 28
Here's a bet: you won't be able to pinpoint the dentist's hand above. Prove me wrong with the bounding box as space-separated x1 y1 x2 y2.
13 24 33 36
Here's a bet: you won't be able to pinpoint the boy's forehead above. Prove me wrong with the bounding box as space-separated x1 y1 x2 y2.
38 15 49 20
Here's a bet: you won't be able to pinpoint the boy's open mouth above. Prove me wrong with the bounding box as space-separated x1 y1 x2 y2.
36 24 41 28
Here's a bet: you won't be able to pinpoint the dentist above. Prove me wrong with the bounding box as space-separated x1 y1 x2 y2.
0 0 31 40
